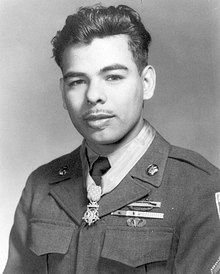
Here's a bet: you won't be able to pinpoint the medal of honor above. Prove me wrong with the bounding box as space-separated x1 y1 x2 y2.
83 184 102 225
83 201 100 225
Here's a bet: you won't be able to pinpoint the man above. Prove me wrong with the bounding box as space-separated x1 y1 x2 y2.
4 4 220 274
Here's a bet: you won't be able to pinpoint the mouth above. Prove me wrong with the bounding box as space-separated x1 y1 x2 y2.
84 113 114 120
83 112 114 129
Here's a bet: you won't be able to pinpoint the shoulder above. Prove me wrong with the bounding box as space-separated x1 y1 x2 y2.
34 146 81 175
168 145 219 176
151 130 219 191
165 144 220 194
152 131 219 178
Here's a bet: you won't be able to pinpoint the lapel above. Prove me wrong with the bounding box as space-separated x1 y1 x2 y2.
99 174 151 217
48 147 88 225
47 132 170 225
99 132 170 217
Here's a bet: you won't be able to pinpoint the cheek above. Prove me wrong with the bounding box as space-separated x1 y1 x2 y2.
116 85 143 110
64 93 84 113
132 85 144 108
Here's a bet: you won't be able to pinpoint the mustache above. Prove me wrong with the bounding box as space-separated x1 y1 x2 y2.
82 109 114 119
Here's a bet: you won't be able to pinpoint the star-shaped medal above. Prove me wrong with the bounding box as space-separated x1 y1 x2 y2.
83 185 102 225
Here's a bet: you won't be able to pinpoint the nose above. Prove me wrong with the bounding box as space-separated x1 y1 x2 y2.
86 80 107 105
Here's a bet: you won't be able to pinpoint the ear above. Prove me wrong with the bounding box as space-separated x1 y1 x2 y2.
60 78 67 110
141 65 156 100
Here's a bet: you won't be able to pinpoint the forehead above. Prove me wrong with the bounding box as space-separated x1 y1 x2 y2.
61 34 138 74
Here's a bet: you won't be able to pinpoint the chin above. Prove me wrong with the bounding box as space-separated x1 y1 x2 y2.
90 137 117 145
88 132 126 146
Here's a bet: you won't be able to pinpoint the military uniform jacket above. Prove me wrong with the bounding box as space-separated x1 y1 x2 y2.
4 132 220 274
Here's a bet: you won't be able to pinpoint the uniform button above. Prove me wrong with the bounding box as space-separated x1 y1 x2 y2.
147 164 159 176
58 166 68 176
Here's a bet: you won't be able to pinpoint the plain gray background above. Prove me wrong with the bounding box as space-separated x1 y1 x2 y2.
0 0 220 271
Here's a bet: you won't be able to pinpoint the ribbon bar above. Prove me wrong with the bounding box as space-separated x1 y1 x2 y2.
128 201 161 208
111 210 164 219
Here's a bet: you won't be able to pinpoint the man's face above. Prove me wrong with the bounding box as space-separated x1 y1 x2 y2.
60 35 155 152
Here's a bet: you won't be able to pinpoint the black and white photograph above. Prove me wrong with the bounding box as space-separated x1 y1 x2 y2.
1 0 220 273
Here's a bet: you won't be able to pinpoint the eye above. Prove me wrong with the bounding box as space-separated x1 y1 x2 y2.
66 79 86 87
106 74 124 81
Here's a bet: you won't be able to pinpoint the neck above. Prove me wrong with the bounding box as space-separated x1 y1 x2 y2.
86 118 145 156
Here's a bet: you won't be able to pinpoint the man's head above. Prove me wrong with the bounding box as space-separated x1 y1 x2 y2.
53 5 156 154
52 4 151 74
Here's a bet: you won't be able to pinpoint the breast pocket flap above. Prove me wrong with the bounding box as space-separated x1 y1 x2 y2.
101 227 173 268
29 219 74 256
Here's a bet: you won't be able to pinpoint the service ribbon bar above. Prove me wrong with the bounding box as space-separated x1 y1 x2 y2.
128 201 161 208
111 210 164 219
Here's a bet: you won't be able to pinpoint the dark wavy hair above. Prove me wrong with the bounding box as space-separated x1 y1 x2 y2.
51 4 151 73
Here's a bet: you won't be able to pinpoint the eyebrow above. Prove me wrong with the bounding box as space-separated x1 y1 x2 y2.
63 64 128 80
100 64 128 73
63 72 85 80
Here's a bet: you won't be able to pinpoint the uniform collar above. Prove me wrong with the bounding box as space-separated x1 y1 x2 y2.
48 132 171 224
98 132 170 217
48 147 82 184
130 132 170 187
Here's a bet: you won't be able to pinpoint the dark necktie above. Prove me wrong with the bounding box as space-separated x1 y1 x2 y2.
89 156 111 186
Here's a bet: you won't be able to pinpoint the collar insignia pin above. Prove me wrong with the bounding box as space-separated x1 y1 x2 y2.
147 164 159 176
58 166 68 176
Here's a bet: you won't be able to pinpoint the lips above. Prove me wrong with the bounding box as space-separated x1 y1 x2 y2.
84 113 114 121
83 111 114 129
